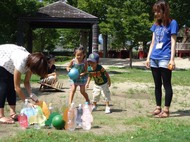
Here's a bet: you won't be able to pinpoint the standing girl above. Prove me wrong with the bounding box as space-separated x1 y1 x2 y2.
66 47 90 105
145 0 178 118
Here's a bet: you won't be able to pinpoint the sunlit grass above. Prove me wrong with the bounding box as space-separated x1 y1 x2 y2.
6 65 190 142
3 117 190 142
109 67 190 86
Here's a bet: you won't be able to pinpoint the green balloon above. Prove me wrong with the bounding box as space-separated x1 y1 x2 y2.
45 112 60 126
52 114 65 130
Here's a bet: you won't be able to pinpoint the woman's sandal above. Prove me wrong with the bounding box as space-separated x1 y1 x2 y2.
155 110 169 118
151 108 162 115
0 117 15 124
10 114 18 121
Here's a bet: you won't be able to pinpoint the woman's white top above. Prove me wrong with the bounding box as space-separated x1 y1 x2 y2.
0 44 30 74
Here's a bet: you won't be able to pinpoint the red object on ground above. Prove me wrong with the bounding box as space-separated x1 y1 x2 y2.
18 114 28 129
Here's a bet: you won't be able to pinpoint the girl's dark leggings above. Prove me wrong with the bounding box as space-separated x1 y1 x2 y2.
151 67 173 107
0 67 16 108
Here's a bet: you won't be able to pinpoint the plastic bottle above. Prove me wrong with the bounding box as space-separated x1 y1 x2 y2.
48 104 54 128
63 108 69 130
18 99 29 129
76 104 83 128
81 102 93 130
67 103 76 131
33 108 41 130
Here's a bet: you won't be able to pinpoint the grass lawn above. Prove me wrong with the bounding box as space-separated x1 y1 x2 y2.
2 67 190 142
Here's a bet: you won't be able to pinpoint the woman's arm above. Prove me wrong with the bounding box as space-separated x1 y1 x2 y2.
169 34 177 70
14 69 30 101
24 70 32 95
145 33 155 68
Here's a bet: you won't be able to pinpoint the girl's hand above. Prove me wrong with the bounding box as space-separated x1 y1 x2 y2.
107 81 111 87
86 84 89 88
67 68 71 72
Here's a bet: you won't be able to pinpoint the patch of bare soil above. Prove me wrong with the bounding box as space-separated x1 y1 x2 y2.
1 79 190 139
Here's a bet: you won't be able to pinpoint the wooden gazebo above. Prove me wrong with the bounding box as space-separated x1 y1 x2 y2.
17 1 99 53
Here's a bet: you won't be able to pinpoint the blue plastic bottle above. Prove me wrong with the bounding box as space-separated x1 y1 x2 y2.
76 104 83 128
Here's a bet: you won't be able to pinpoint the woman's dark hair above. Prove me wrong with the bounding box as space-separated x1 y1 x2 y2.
26 52 48 77
46 54 55 64
153 0 170 26
46 54 55 61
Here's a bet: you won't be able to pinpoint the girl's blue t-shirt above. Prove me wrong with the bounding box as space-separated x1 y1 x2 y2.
150 19 178 60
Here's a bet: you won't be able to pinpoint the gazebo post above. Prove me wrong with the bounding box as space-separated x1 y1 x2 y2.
92 23 98 52
88 28 92 55
27 26 33 53
17 18 24 46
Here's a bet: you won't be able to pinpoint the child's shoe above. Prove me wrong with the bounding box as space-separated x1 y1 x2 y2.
105 107 111 114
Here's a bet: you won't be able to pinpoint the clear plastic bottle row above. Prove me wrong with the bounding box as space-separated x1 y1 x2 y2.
65 102 93 131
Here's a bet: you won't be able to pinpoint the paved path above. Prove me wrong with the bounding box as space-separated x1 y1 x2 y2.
58 57 190 70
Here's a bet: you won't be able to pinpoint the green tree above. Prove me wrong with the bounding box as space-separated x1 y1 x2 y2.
0 0 41 44
169 0 190 27
33 28 60 52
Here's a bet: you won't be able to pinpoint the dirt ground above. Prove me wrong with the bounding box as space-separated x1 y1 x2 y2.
0 57 190 140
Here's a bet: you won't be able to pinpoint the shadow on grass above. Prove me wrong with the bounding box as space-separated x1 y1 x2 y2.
108 70 123 75
93 104 126 113
111 108 126 112
91 125 101 129
170 109 190 117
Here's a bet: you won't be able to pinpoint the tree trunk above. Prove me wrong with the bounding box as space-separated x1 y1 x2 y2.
129 47 133 68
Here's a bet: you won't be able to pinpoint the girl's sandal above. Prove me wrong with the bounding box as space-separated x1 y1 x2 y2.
10 114 18 121
0 117 15 124
151 108 162 115
155 110 169 118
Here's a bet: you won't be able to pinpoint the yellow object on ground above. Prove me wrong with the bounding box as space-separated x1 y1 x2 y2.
35 101 50 119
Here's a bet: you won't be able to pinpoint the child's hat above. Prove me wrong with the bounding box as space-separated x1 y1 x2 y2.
87 52 99 63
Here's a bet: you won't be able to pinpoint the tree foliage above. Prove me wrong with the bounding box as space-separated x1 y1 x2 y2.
0 0 190 53
0 0 41 44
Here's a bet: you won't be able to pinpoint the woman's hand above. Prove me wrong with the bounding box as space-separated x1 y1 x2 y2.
145 59 150 68
168 60 175 70
28 102 36 108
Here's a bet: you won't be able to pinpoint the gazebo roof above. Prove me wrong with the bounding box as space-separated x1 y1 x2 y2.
37 1 97 19
21 1 98 29
17 1 99 53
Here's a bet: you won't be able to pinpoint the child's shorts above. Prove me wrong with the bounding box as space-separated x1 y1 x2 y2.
92 83 111 103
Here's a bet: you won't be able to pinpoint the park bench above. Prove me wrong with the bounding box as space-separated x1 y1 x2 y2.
176 42 190 57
